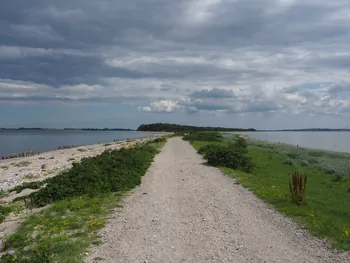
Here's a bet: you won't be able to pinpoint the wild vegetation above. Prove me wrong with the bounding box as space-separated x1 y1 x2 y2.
289 172 307 205
189 135 350 251
183 132 224 142
13 161 31 168
137 123 256 132
30 144 160 207
0 137 166 262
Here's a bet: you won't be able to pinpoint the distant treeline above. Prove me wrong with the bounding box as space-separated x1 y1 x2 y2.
137 123 256 132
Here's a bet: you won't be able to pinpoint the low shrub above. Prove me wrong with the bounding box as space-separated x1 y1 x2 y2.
10 181 46 194
183 132 223 142
331 173 347 182
283 159 295 166
229 137 248 154
0 205 12 223
197 144 220 155
153 137 167 143
200 139 253 172
29 143 159 207
287 152 299 159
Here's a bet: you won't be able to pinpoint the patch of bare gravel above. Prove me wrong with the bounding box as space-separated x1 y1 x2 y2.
86 137 349 263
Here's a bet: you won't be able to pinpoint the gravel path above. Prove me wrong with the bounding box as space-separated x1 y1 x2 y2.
86 138 349 263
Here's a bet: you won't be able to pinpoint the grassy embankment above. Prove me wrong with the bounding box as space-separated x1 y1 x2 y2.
185 132 350 251
0 137 167 263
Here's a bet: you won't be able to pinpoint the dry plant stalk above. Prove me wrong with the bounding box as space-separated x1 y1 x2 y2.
289 171 307 205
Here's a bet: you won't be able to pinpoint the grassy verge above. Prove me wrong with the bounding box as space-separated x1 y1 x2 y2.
0 137 166 263
190 137 350 251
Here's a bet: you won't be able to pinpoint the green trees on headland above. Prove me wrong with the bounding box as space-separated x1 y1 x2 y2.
137 123 255 132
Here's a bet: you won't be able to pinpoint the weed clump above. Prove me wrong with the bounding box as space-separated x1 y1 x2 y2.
289 171 307 205
283 159 295 166
0 205 12 223
14 161 31 167
10 181 46 194
183 132 223 142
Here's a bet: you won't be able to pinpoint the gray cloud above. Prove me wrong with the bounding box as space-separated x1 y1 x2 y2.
1 0 350 127
328 83 350 94
191 88 235 99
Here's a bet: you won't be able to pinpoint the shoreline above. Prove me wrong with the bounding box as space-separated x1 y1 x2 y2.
0 131 164 159
240 134 350 155
0 135 163 191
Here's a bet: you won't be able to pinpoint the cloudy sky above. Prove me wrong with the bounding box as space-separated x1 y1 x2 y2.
1 0 350 129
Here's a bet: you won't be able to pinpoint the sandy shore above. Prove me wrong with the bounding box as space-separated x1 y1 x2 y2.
0 136 161 191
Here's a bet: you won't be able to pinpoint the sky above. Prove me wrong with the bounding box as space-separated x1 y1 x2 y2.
1 0 350 129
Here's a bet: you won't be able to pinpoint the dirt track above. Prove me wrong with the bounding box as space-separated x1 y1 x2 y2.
86 138 349 263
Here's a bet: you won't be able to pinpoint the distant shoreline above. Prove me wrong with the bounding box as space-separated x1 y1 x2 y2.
254 129 350 132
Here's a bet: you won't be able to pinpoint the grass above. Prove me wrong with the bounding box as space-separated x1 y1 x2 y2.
190 138 350 251
103 143 112 147
13 161 31 167
42 169 58 177
0 165 9 170
0 138 166 262
23 173 40 180
77 148 87 152
10 181 46 195
0 205 12 224
0 190 9 198
2 193 122 263
0 201 24 223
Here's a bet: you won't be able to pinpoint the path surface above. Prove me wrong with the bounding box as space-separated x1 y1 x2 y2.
86 138 349 263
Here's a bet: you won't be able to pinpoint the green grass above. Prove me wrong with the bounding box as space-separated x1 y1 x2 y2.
77 148 86 152
0 201 24 223
23 173 40 180
2 193 122 263
103 143 112 147
0 205 12 224
0 190 8 198
10 181 46 195
191 139 350 251
1 138 166 262
0 165 9 170
14 161 31 167
183 131 223 142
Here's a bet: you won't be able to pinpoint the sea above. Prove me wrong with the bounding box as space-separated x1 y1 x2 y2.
0 130 154 157
236 131 350 153
2 130 350 157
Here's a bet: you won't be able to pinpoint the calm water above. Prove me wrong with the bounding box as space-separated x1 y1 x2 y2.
0 130 154 157
237 132 350 153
